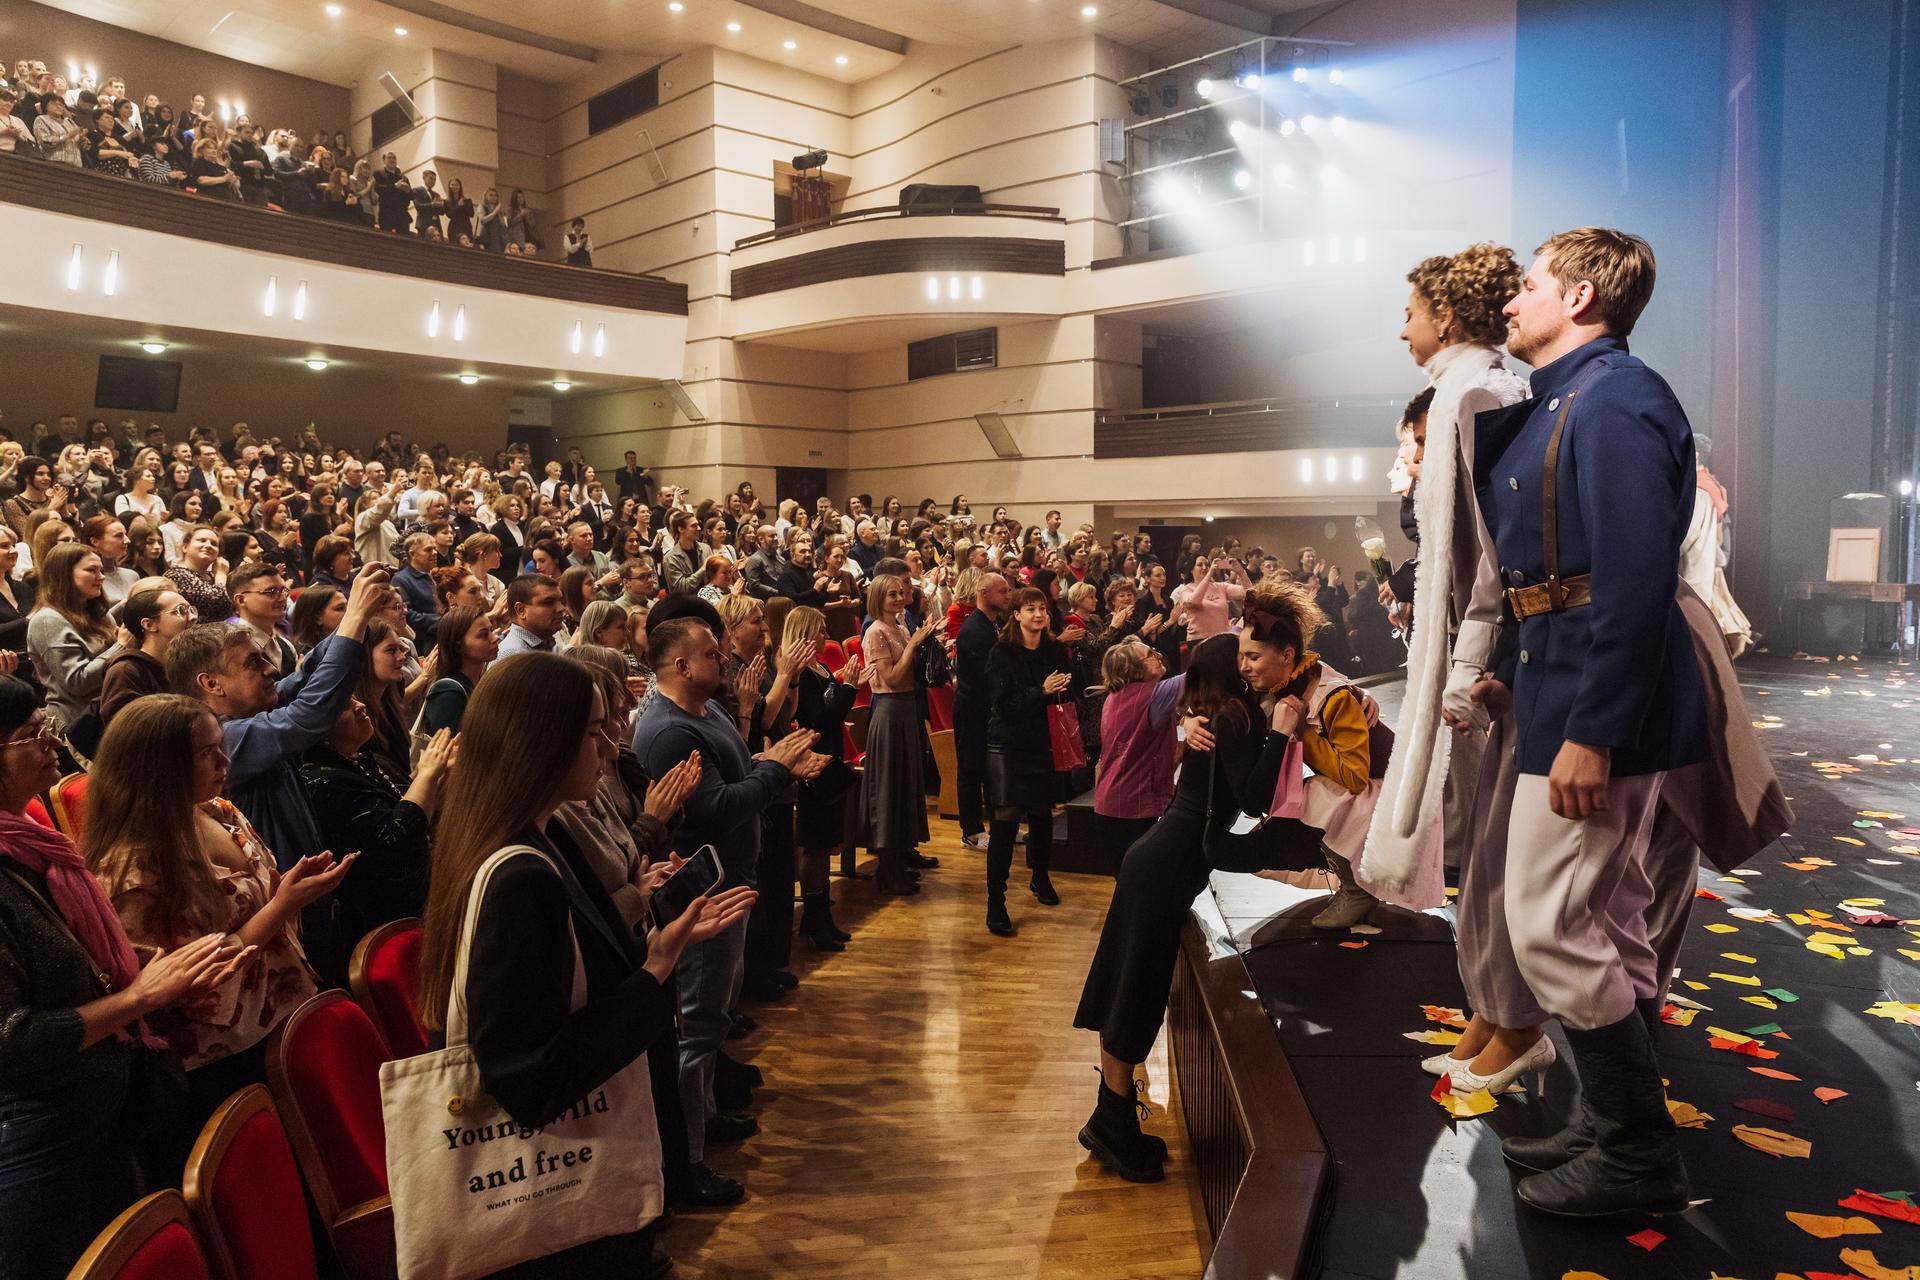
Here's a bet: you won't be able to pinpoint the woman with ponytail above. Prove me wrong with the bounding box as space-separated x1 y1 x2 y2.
1072 578 1373 1183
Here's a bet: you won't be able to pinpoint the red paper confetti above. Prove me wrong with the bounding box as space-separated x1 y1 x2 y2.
1816 1087 1850 1105
1339 941 1369 949
1734 1097 1797 1123
1626 1228 1666 1252
1695 888 1725 900
1839 1190 1920 1225
1710 1036 1781 1059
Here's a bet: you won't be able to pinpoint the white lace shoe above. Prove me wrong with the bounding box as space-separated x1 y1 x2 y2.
1422 1051 1472 1077
1448 1035 1557 1097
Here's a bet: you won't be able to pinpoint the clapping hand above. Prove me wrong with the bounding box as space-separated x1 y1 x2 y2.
644 885 759 979
789 750 831 781
837 652 865 685
416 728 458 789
272 851 357 911
1042 670 1072 695
731 654 765 709
128 933 257 1013
644 752 701 823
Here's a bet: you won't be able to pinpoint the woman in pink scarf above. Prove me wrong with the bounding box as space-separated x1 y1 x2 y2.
0 675 251 1280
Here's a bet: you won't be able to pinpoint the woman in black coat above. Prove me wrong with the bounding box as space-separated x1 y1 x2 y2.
415 654 750 1276
787 607 864 951
982 586 1072 936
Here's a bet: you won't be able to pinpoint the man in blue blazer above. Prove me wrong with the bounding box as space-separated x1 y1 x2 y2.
1456 228 1706 1218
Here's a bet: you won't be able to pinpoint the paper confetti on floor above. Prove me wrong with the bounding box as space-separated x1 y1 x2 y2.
1784 1210 1882 1238
1731 1124 1812 1157
1430 1073 1497 1119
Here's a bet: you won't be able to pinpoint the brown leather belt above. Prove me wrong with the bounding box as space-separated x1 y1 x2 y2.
1506 574 1592 620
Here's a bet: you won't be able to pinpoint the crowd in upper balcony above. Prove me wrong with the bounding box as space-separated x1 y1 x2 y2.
0 57 598 263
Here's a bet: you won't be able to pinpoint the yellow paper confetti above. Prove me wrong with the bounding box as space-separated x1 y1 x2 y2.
1843 897 1889 907
1807 942 1848 960
1785 1211 1881 1238
1705 923 1742 934
1683 979 1711 991
1731 1124 1811 1158
1721 953 1758 964
1835 836 1867 846
1839 1247 1920 1280
1809 931 1857 946
1431 1077 1499 1119
1404 1030 1463 1045
1865 1001 1920 1025
1666 1098 1712 1129
1741 996 1780 1010
1710 972 1763 986
1706 1026 1754 1044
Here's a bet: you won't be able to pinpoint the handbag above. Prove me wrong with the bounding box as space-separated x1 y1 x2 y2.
916 631 951 687
380 846 664 1280
1047 701 1086 771
408 678 465 768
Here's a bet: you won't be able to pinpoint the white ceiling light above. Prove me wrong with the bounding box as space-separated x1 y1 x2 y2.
668 1 683 9
263 275 278 317
293 280 308 320
835 55 849 65
66 244 83 292
1328 68 1345 85
925 276 940 301
140 341 168 355
726 20 741 31
783 39 797 50
593 324 607 358
1081 4 1098 15
1299 458 1314 483
458 373 479 385
1292 67 1308 83
324 3 341 15
453 305 466 342
570 320 583 354
552 380 572 392
305 358 329 371
428 301 441 338
393 25 408 35
103 250 119 297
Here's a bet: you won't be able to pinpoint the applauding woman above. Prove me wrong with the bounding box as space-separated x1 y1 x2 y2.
0 678 251 1280
860 574 940 896
982 587 1072 936
87 696 353 1127
418 652 756 1276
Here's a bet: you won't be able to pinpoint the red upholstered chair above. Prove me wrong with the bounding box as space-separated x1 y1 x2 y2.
264 991 395 1280
182 1086 318 1280
65 1189 213 1280
925 685 955 732
348 919 427 1059
24 795 54 829
820 639 847 674
49 771 87 842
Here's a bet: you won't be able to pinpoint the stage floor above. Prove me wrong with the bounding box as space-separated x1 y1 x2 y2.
1200 655 1920 1279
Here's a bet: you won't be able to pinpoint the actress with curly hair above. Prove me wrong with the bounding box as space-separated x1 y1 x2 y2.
1358 242 1543 1100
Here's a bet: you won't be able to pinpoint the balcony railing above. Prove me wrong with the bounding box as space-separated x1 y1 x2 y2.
733 202 1062 250
0 152 687 315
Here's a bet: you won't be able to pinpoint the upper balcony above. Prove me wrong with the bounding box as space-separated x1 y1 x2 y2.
727 203 1067 352
0 152 688 388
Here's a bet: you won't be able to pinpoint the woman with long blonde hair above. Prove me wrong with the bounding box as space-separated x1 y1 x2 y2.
27 543 125 743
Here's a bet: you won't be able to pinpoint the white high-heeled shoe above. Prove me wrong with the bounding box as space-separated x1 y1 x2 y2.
1448 1035 1557 1096
1422 1051 1473 1077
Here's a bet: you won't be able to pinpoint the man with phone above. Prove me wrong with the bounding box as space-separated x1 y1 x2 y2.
632 614 827 1208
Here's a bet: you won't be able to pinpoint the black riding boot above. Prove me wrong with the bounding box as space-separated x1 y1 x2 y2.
1514 1013 1691 1217
986 819 1016 935
799 891 847 952
1078 1075 1165 1183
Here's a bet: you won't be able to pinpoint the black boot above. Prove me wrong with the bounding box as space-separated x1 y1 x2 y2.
1502 1105 1593 1174
904 848 941 869
1029 871 1061 906
876 848 920 895
714 1053 757 1113
800 892 846 952
986 896 1014 936
1078 1078 1165 1183
1514 1013 1691 1217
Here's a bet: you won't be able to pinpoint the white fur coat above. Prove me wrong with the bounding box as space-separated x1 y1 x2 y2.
1358 344 1530 906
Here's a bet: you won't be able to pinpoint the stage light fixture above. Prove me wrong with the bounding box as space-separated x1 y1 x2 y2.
428 301 441 338
1323 457 1338 483
1301 114 1320 136
836 55 849 65
1081 4 1098 16
305 358 329 371
1204 515 1214 524
1330 115 1350 138
668 2 683 9
293 280 307 320
1329 68 1344 85
1292 67 1308 83
792 148 829 170
1905 479 1916 496
1128 93 1150 117
1232 169 1251 191
140 342 168 355
1195 77 1214 99
453 305 466 342
1227 120 1247 142
552 380 572 392
593 324 606 358
947 276 961 301
1350 456 1363 480
1237 72 1261 90
570 320 583 354
458 373 479 385
783 39 797 50
969 276 983 300
1279 117 1296 137
393 25 407 35
1299 459 1314 483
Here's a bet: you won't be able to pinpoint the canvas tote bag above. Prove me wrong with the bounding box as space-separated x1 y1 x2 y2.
380 845 665 1280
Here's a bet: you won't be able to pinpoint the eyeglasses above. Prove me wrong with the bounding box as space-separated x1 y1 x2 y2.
163 603 198 620
2 720 58 749
242 586 289 601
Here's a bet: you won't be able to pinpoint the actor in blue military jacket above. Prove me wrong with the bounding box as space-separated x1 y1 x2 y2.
1459 228 1705 1221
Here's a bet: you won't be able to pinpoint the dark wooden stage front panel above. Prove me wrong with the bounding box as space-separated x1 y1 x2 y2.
0 153 688 315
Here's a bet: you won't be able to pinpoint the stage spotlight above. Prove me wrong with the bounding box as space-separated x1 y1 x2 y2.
1195 77 1214 99
1232 169 1251 191
1227 120 1247 142
1301 114 1320 135
1299 459 1314 483
1330 115 1350 138
1236 72 1261 90
1904 479 1915 496
1329 68 1345 85
1271 162 1293 186
1158 83 1179 109
140 341 167 355
1292 67 1308 83
1279 117 1296 137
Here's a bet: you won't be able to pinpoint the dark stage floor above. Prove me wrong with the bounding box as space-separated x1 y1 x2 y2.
1197 654 1920 1280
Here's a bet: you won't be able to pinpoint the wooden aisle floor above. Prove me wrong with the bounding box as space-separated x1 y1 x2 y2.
658 817 1209 1279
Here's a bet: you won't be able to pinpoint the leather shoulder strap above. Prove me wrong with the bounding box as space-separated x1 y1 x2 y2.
1540 367 1608 607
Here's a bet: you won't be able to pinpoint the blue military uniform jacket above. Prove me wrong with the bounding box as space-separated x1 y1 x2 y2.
1472 335 1708 777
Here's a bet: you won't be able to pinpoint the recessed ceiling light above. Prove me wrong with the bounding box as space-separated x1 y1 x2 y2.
1081 4 1097 15
552 380 572 392
668 1 682 9
393 25 407 35
783 39 797 50
324 2 341 14
726 20 740 32
140 341 168 355
458 373 479 385
305 358 329 371
835 54 849 65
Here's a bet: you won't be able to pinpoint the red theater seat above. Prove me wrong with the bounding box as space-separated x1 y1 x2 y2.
264 992 395 1280
50 771 88 842
183 1086 318 1280
66 1190 213 1280
348 919 427 1059
24 795 54 829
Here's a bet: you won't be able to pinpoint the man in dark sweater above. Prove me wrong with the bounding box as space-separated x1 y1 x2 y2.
951 572 1010 849
631 616 824 1206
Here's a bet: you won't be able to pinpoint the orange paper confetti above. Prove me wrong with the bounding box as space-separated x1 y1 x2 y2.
1430 1073 1498 1119
1749 1067 1803 1081
1838 1247 1920 1280
1784 1210 1881 1238
1732 1124 1811 1158
1815 1087 1850 1105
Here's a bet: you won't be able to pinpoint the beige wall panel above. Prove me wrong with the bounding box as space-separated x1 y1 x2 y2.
849 82 1093 196
710 85 851 162
495 71 548 117
719 381 849 430
419 119 499 173
847 44 996 115
691 341 849 390
847 42 1091 153
719 425 849 470
545 51 691 130
712 50 853 116
846 128 1094 208
549 91 715 193
426 50 496 92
